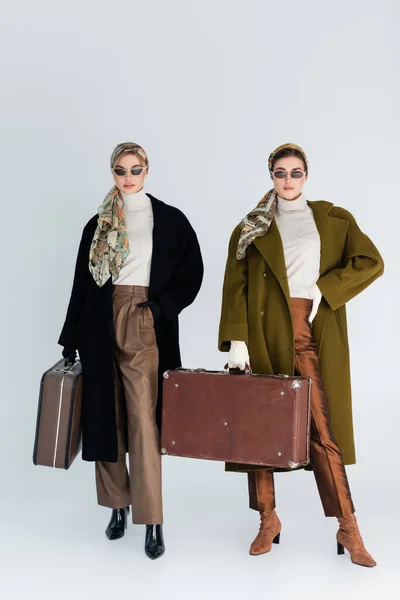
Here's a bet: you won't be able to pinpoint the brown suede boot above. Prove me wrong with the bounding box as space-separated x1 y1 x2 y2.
249 509 281 556
337 514 377 567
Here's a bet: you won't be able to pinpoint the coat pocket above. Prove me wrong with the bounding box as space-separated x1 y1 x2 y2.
335 310 344 343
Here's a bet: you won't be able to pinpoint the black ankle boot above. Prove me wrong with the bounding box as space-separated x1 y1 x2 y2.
145 524 165 559
105 507 130 541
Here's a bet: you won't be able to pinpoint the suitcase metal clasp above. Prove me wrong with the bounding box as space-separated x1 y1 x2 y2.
291 380 303 389
288 461 299 469
54 366 73 374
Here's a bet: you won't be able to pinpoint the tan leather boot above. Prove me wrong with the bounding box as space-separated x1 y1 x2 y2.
337 514 377 567
249 509 282 556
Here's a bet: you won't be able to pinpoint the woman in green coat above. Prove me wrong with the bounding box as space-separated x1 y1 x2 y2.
218 143 384 567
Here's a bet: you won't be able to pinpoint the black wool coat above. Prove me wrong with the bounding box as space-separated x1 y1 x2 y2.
58 194 204 462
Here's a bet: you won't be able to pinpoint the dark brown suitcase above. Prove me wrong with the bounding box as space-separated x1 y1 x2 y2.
161 368 311 469
33 359 83 469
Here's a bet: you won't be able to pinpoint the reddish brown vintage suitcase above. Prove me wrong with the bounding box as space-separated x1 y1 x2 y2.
33 359 83 469
161 369 312 469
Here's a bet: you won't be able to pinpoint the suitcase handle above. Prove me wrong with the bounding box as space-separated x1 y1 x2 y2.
55 360 80 374
224 363 252 375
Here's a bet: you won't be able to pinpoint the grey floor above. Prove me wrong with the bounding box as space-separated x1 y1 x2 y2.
2 456 398 600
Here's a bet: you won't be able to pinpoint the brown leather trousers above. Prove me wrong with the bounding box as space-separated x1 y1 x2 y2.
95 285 163 525
248 298 355 518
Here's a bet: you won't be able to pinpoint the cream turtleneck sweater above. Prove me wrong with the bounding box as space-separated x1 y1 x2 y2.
275 193 322 322
113 188 154 286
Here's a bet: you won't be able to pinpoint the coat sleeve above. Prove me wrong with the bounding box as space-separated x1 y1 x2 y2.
317 207 384 311
58 223 91 349
218 225 249 352
157 213 204 321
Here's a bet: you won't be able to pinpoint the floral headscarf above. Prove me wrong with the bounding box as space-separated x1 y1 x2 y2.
236 143 308 260
89 143 149 287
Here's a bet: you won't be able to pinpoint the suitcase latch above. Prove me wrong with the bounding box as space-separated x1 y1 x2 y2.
291 380 303 389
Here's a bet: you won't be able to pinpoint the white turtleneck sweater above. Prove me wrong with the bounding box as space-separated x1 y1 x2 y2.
113 188 154 286
275 193 322 322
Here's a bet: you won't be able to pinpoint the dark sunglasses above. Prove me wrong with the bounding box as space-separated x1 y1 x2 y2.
113 167 146 177
272 170 306 179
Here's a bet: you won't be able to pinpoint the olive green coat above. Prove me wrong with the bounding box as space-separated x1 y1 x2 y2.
218 201 384 472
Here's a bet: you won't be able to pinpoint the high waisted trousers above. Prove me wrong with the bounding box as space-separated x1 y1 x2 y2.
248 298 355 518
95 285 163 525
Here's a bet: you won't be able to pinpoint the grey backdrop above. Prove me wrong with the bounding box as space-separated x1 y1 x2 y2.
1 1 399 598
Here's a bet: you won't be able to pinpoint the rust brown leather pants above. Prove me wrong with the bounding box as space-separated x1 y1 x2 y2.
95 285 163 525
248 298 355 518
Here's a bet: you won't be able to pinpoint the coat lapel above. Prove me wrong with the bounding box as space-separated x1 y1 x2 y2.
84 216 113 338
253 219 291 306
308 201 348 276
148 194 165 298
93 276 114 338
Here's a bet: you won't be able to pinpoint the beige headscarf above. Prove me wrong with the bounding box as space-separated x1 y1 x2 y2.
236 143 308 260
88 143 149 287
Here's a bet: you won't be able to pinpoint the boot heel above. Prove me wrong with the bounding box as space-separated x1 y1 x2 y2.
337 541 345 555
273 532 281 544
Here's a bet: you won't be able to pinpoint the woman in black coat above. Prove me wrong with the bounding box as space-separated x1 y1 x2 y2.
59 142 203 559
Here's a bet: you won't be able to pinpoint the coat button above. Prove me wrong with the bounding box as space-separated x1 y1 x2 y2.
263 272 267 278
260 311 265 316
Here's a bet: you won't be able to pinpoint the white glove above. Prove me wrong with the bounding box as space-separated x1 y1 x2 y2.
309 284 322 323
228 341 250 370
